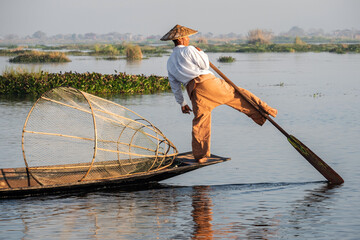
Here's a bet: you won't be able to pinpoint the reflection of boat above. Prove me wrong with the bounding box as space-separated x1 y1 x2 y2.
0 152 229 199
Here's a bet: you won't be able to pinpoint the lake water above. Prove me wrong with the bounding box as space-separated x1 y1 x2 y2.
1 52 360 239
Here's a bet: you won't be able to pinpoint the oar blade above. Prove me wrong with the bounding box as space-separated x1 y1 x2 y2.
288 135 344 184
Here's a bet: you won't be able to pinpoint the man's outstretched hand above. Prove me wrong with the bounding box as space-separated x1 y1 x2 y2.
181 104 192 114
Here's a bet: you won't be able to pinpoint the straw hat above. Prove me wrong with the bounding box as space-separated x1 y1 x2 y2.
160 24 198 41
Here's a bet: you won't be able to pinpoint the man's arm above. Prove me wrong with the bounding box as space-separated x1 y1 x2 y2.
168 74 192 114
168 74 185 105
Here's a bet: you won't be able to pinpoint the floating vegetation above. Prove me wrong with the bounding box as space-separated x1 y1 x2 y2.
274 82 285 87
242 43 360 53
0 68 170 96
194 43 360 54
2 66 43 78
9 51 71 63
102 56 121 61
66 50 87 56
266 82 286 87
140 45 169 56
312 92 323 98
294 36 306 45
2 43 359 58
218 56 235 63
93 44 120 55
126 45 143 60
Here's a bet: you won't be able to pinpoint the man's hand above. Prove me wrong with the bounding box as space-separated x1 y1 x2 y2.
181 104 192 114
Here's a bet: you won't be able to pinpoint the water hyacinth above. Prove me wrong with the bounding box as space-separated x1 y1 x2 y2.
0 70 171 96
218 56 235 63
9 51 71 63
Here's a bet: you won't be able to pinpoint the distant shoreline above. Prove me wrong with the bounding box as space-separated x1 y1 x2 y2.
1 42 359 61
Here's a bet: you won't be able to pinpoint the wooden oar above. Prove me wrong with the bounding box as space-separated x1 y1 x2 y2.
209 61 344 184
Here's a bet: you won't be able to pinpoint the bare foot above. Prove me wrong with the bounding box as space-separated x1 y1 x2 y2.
196 157 208 164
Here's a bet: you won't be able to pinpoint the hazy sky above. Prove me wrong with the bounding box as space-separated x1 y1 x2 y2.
1 0 359 37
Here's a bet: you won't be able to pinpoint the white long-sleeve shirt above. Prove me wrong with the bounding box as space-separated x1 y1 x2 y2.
167 45 213 106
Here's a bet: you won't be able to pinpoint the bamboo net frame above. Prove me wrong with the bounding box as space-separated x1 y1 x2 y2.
22 87 178 186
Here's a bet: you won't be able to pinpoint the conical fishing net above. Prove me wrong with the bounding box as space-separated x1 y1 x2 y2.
22 87 178 186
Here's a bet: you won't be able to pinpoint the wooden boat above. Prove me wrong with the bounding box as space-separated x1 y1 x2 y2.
0 152 230 199
1 87 230 198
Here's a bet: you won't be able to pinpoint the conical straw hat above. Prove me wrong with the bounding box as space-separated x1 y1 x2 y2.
160 24 198 41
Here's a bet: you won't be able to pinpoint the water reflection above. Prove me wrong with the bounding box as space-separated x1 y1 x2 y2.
125 59 142 66
287 183 341 236
191 186 213 239
188 182 336 239
0 182 345 239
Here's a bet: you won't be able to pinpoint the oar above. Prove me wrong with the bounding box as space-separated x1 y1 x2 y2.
209 61 344 184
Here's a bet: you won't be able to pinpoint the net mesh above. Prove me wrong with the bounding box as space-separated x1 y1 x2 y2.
22 87 178 185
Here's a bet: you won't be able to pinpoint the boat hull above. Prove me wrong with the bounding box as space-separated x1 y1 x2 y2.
0 152 229 199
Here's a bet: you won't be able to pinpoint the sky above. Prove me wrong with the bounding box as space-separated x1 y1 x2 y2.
1 0 360 37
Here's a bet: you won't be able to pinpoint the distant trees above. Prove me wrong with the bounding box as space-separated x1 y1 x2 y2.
285 26 305 37
32 31 46 39
1 27 359 45
4 34 19 40
196 37 208 44
85 33 97 40
247 29 273 44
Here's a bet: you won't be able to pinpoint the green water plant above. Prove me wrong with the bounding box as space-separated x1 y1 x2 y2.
9 51 71 63
2 66 43 79
218 56 235 63
312 92 323 98
140 45 169 56
273 82 285 87
93 44 120 55
0 69 171 96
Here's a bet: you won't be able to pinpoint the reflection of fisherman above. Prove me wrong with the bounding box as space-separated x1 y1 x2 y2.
191 186 213 239
161 25 277 163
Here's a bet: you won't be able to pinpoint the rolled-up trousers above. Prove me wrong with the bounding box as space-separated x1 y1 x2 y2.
186 74 277 160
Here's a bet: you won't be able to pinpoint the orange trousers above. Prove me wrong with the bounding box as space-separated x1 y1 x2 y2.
186 74 277 160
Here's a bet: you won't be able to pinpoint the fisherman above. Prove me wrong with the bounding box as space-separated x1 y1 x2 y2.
161 24 278 163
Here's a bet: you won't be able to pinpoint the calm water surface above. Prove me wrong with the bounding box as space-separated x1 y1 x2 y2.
0 53 359 239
